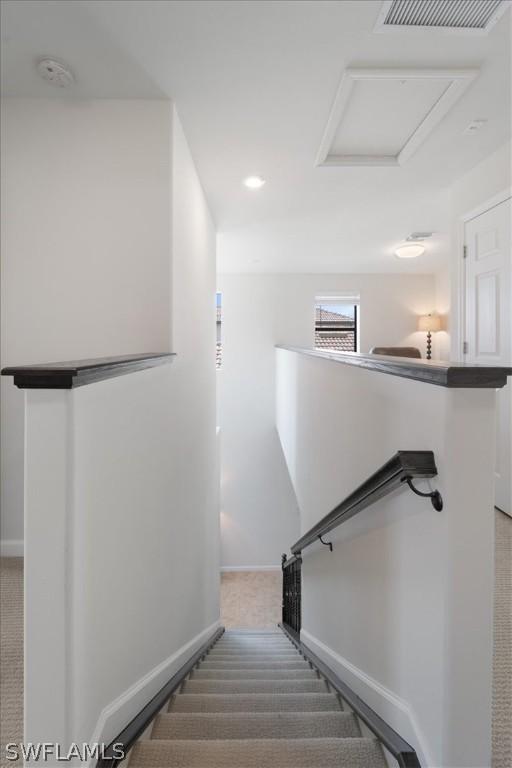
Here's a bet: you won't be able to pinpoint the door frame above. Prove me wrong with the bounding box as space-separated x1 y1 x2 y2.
457 187 512 362
460 189 512 514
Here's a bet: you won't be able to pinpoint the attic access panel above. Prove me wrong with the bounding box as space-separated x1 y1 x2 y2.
316 68 478 167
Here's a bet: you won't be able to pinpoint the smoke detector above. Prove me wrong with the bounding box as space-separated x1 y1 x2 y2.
37 59 74 88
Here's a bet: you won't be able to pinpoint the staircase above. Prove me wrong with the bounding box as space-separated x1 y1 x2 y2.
129 629 387 767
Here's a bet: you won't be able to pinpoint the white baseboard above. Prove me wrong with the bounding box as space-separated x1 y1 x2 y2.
300 629 433 768
0 539 24 557
221 566 281 572
88 620 221 764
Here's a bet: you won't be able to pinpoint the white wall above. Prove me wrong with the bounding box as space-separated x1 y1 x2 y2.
447 140 512 358
276 347 497 768
217 272 436 568
171 107 220 628
435 269 451 360
0 98 174 551
217 275 300 569
2 98 220 750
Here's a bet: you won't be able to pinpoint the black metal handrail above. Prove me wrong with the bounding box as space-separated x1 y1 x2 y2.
290 450 441 556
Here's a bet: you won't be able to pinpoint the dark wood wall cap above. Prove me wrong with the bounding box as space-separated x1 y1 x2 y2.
1 353 175 389
276 346 512 389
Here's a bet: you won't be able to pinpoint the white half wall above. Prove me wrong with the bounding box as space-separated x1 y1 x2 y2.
217 273 436 568
276 347 497 768
0 98 174 547
24 365 219 753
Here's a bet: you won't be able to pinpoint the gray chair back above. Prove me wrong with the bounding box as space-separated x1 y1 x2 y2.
370 346 422 359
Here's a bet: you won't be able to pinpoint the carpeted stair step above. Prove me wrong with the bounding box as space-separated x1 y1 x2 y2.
217 631 287 636
215 640 292 644
215 640 293 648
213 645 297 656
182 678 328 694
169 692 342 713
206 654 300 662
207 655 300 662
209 640 297 650
199 660 311 669
208 648 299 654
214 645 297 656
209 648 296 655
215 640 294 648
192 668 318 679
129 737 387 767
215 635 291 640
214 647 293 652
217 636 284 641
128 630 390 767
151 711 360 740
217 633 288 636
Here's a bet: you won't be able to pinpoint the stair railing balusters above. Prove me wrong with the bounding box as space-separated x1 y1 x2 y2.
281 554 302 640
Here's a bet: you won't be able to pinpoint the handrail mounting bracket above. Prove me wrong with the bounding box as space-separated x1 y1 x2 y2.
318 534 333 552
405 477 443 511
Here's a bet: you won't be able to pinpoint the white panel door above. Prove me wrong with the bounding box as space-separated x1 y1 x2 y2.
465 198 512 515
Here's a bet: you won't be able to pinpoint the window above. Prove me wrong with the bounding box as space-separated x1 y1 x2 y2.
315 299 359 353
216 292 222 369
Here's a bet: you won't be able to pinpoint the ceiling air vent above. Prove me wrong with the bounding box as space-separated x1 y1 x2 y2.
375 0 510 35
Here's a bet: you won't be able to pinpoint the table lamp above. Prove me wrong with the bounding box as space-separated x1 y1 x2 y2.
417 314 441 360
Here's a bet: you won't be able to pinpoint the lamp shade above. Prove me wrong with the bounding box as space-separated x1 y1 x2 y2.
418 314 441 332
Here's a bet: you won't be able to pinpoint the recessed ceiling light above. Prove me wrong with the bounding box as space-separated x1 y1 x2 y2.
395 244 425 259
243 175 266 190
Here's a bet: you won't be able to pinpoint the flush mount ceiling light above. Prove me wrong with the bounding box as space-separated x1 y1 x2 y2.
37 58 74 87
243 175 266 190
395 243 425 259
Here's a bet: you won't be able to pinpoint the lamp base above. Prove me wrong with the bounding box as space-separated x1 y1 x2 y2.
426 331 432 360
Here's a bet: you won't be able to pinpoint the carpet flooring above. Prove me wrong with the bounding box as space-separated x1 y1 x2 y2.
220 571 281 628
0 558 23 767
493 509 512 768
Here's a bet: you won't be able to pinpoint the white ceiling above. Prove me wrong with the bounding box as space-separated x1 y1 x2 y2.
1 0 510 273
